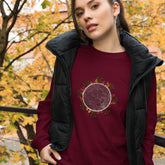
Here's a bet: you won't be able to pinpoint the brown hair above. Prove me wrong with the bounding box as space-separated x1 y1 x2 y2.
71 0 130 44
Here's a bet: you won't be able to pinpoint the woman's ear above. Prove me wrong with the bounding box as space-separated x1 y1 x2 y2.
113 2 120 16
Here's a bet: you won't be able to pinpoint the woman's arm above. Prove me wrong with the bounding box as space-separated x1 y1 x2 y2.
31 76 62 164
142 73 157 165
31 76 54 153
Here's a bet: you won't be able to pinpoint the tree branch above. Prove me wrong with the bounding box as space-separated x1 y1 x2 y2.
12 70 31 88
3 0 13 14
53 15 71 31
4 32 50 71
25 124 36 140
8 0 20 19
28 74 52 79
23 89 44 93
7 29 44 51
14 121 28 145
65 0 70 21
4 70 41 102
17 0 27 13
0 0 6 17
35 39 53 75
7 15 18 34
7 0 27 34
4 15 71 71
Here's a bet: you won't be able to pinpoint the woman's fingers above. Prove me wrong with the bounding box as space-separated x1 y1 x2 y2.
40 144 61 165
41 154 57 165
50 147 62 161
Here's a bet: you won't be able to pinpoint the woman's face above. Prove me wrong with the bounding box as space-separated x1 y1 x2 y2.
74 0 120 42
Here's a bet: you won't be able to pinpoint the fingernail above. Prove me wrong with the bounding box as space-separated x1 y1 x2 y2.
58 156 61 160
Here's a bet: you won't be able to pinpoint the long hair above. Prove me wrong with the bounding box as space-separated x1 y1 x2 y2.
71 0 130 44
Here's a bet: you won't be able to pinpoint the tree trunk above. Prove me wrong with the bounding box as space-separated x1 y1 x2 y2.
25 124 39 165
0 30 8 67
15 121 39 165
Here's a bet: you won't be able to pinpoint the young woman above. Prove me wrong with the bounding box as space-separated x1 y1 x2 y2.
31 0 164 165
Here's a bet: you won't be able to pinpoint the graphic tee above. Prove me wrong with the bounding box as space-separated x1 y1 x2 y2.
56 45 131 165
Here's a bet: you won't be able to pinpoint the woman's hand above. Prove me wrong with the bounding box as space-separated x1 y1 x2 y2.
40 144 61 165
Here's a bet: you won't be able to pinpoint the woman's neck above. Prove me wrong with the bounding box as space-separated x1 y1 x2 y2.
92 31 125 53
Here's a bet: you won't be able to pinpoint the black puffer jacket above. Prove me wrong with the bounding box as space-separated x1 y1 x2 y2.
46 30 163 165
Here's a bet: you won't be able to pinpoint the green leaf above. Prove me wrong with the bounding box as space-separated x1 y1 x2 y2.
41 0 50 9
42 90 49 99
36 23 44 31
28 33 34 39
5 55 11 62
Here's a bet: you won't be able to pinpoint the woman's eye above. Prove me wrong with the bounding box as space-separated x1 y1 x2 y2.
91 4 98 9
76 12 83 18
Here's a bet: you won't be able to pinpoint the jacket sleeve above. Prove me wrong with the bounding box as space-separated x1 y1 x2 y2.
142 73 157 165
31 76 54 153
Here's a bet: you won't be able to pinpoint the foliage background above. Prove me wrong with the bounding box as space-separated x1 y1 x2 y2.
123 0 165 158
0 0 165 164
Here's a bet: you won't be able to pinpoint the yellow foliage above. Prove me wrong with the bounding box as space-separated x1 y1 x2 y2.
28 153 38 160
14 154 20 162
124 0 165 55
124 1 165 158
20 144 25 149
24 145 32 151
23 116 36 125
153 145 165 158
9 152 20 162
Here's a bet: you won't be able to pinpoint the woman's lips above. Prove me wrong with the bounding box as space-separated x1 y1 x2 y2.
87 24 98 32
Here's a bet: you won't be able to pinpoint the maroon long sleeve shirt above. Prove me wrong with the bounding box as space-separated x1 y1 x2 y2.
31 45 157 165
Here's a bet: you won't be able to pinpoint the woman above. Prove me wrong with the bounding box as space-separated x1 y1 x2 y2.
31 0 164 165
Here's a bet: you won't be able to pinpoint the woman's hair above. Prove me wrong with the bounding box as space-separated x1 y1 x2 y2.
71 0 130 43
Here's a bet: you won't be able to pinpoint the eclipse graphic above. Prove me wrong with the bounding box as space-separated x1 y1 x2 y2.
78 77 117 116
82 83 112 112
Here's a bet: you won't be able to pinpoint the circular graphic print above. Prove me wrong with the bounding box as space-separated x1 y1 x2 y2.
82 83 112 112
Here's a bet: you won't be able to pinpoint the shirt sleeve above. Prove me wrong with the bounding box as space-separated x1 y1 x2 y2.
142 73 157 165
31 76 54 153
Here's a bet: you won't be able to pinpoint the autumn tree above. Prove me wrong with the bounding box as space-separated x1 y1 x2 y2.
123 0 165 158
0 0 72 164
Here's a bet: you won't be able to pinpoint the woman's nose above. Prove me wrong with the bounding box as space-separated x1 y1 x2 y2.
83 10 92 22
